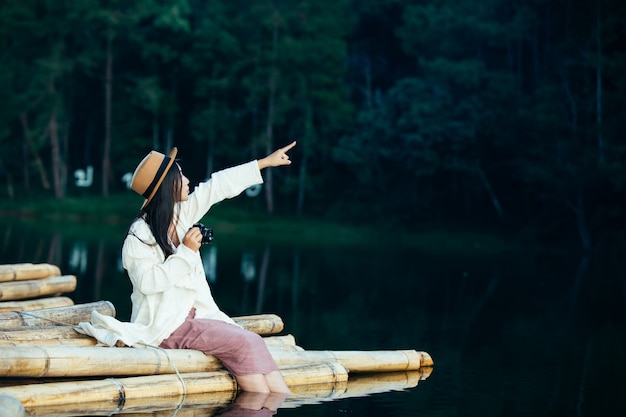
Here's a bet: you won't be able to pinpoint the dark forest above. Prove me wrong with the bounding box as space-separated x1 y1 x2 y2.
1 0 625 251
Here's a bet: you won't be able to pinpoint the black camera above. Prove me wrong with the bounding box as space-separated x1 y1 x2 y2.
193 223 214 245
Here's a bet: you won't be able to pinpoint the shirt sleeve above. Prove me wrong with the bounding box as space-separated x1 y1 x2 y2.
179 160 263 226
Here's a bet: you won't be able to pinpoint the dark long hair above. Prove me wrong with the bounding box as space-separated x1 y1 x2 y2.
128 162 182 259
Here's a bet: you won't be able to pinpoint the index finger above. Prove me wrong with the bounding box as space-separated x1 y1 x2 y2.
282 141 297 152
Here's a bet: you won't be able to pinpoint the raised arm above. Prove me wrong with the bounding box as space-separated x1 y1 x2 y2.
257 141 297 170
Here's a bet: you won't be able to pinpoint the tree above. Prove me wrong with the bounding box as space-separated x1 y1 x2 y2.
230 0 351 214
335 0 519 221
0 0 80 199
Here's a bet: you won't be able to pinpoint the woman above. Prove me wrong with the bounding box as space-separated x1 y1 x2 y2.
78 142 296 394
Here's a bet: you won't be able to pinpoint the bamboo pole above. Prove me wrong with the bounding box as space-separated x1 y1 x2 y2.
263 334 297 348
0 263 61 282
0 315 285 341
0 334 297 348
10 393 237 417
0 363 348 409
0 301 115 327
231 314 283 335
0 326 87 340
0 370 236 409
0 275 76 301
282 362 349 386
272 349 433 372
0 394 25 417
18 392 238 417
0 345 432 378
0 338 95 347
275 349 434 371
12 370 429 417
0 297 74 313
0 346 222 377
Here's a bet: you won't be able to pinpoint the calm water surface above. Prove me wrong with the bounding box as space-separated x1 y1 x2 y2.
1 217 624 416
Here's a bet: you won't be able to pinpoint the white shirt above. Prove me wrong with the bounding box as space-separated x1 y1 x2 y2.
77 160 263 347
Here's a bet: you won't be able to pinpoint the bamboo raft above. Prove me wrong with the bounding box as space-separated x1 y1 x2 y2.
0 263 434 417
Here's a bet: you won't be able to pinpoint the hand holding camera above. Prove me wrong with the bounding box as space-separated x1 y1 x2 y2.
183 223 214 252
193 223 214 245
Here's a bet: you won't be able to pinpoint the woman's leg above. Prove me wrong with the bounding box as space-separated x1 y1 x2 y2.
160 317 290 393
235 374 271 393
234 371 290 394
264 370 290 393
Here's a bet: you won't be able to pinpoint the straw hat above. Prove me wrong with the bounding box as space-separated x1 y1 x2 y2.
130 147 178 208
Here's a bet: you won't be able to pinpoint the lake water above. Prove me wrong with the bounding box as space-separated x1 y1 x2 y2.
1 216 624 416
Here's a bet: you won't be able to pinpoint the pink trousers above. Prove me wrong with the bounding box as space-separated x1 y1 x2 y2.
159 309 279 376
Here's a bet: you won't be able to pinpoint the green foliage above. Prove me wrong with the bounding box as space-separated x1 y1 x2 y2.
0 0 624 248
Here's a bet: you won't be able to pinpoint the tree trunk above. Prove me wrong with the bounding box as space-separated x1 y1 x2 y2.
0 157 14 199
205 149 214 181
48 109 63 200
20 113 50 191
59 94 71 195
205 74 217 179
164 78 176 152
263 22 279 214
102 34 113 197
21 134 30 193
165 126 173 153
297 100 313 215
152 114 159 150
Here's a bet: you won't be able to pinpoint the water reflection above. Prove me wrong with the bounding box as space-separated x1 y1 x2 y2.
203 244 218 283
1 217 625 416
216 391 288 417
241 251 256 282
68 241 88 275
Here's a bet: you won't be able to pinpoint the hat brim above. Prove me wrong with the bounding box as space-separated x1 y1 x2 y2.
141 147 178 209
